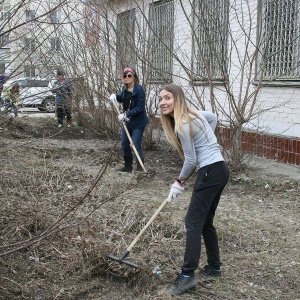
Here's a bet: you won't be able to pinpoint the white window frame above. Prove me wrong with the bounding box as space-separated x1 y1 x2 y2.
24 65 36 78
192 0 229 82
149 0 174 83
258 0 300 80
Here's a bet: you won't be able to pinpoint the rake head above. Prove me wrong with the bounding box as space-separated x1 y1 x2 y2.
107 252 138 269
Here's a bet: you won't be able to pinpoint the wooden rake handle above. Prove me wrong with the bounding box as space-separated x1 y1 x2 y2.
111 99 147 172
127 198 169 252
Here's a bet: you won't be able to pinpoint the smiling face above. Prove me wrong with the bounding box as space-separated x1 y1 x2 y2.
158 89 175 116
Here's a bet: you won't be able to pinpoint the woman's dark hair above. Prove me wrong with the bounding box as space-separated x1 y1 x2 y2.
57 71 64 76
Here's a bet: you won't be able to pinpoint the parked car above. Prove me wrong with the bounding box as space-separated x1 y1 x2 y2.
2 78 56 113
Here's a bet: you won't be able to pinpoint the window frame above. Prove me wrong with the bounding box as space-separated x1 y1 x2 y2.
116 9 136 74
191 0 229 84
0 61 5 74
24 66 36 78
25 9 35 22
50 37 61 52
0 33 9 48
256 0 300 82
49 9 62 24
148 0 175 83
24 38 36 52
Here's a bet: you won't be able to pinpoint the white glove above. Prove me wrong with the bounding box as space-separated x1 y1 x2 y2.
118 113 127 122
109 94 116 102
167 181 184 202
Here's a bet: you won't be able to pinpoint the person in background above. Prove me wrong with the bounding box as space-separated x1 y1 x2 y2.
0 74 7 96
158 83 229 296
2 82 20 117
0 74 7 108
109 66 149 172
52 71 73 128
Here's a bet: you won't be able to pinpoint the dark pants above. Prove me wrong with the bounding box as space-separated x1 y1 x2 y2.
56 105 72 125
121 126 145 160
4 100 18 117
181 161 229 276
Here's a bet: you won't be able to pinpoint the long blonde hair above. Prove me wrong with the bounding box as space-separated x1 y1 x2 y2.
160 84 200 159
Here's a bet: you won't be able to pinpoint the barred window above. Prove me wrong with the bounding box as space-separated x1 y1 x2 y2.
116 10 136 72
0 34 9 48
0 11 11 21
25 9 35 22
149 0 174 82
24 38 36 52
50 37 61 51
259 0 300 80
0 61 5 74
192 0 229 81
24 65 36 78
49 9 62 23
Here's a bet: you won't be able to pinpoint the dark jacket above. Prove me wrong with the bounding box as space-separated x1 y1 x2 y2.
116 83 149 129
52 80 72 106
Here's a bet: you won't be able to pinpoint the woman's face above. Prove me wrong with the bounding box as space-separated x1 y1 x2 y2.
158 89 175 115
122 72 135 85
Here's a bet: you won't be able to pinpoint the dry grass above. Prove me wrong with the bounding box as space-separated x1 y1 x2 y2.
0 117 299 300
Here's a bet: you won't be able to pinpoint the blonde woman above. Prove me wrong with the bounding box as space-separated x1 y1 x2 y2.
158 83 229 295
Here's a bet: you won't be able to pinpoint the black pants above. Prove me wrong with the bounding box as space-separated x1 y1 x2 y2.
181 161 229 276
56 105 72 125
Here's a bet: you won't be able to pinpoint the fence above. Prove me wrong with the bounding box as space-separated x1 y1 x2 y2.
220 127 300 166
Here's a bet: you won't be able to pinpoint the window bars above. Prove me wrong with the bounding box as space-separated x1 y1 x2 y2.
192 0 229 81
149 0 174 82
116 9 136 72
261 0 300 80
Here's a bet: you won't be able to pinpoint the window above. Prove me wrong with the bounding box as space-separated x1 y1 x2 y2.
24 66 36 78
24 38 36 52
50 9 61 23
149 0 174 82
259 0 300 80
50 37 61 51
0 11 10 21
192 0 229 81
25 9 35 22
0 34 9 48
116 10 136 72
0 61 5 74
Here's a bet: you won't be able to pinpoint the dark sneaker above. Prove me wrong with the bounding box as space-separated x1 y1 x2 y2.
169 274 197 295
199 265 222 277
117 166 132 173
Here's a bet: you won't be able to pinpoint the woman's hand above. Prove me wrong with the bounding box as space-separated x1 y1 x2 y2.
167 181 184 202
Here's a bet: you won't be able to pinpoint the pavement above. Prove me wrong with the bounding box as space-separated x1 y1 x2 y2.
18 107 55 118
246 156 300 182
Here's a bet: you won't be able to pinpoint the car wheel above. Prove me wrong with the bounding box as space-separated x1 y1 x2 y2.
42 97 55 113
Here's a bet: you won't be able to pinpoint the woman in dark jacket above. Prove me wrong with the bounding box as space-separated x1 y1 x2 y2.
110 67 149 172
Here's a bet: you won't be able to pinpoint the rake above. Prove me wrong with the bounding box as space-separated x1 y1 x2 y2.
107 197 169 268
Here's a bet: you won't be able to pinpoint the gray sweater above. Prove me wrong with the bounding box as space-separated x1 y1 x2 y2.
178 111 224 179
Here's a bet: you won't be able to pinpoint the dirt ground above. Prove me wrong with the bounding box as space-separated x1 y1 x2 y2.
0 116 299 300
